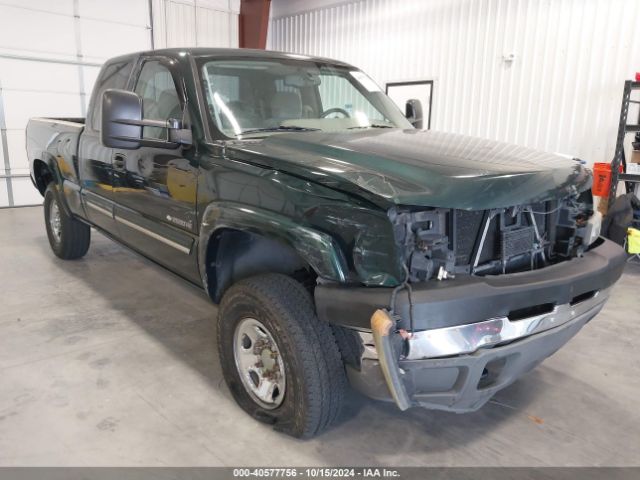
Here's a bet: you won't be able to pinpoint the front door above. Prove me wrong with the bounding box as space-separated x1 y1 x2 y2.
111 58 200 282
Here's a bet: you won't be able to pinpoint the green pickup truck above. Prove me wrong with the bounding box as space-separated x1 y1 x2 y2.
26 48 626 438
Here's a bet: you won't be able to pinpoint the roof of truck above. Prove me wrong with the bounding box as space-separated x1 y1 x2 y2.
107 48 353 68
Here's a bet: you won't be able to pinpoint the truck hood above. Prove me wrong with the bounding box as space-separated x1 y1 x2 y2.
225 129 591 210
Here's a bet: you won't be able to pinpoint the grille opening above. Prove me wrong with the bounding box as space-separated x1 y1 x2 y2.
570 290 597 306
507 303 555 321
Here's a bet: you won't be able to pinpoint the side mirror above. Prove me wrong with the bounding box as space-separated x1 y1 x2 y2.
101 89 193 150
405 99 424 129
102 89 142 149
167 119 193 146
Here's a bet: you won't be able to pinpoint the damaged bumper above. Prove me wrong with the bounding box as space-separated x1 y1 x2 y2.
318 237 626 412
363 288 608 412
316 238 626 332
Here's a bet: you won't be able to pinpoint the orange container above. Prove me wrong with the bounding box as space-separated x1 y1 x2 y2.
592 162 612 197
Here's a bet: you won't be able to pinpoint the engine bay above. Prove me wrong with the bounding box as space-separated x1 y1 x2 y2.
390 191 596 283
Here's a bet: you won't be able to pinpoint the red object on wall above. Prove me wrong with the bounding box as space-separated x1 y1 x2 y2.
239 0 271 49
636 72 640 82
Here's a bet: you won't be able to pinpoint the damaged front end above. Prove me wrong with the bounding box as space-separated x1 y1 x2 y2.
337 190 625 413
365 283 612 412
389 190 599 283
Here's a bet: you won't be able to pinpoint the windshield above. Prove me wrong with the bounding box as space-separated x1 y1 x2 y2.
200 57 412 138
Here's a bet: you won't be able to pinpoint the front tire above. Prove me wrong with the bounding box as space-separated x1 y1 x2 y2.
44 184 90 259
217 273 346 438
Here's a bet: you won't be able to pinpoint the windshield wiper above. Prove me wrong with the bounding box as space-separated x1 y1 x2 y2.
237 126 320 136
347 124 394 130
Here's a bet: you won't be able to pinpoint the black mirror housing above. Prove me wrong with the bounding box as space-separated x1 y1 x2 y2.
405 99 424 130
101 90 192 150
101 89 143 149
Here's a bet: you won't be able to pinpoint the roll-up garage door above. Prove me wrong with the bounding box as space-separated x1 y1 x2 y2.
0 0 152 207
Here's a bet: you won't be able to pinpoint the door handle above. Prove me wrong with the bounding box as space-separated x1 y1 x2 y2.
113 153 126 171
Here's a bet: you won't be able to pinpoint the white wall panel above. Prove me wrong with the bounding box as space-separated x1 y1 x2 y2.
0 180 8 206
0 5 77 59
6 131 30 174
196 5 239 48
155 0 239 49
165 1 198 47
11 177 43 206
79 18 151 61
3 92 83 130
269 0 640 166
0 59 81 92
0 0 74 15
0 0 152 207
79 0 150 25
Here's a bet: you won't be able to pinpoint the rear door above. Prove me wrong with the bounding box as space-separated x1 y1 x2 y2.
79 58 134 234
111 56 200 282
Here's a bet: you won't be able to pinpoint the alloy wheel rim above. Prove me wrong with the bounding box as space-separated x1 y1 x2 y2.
233 317 286 409
49 200 62 244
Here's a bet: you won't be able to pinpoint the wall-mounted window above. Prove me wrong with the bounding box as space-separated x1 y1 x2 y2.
386 80 433 130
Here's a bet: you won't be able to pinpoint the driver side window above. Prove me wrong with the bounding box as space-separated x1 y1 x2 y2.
135 61 182 139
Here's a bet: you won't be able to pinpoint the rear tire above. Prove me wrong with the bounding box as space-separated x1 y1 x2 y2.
217 273 346 438
44 184 90 260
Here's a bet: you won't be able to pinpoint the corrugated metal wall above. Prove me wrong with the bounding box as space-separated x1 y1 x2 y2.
269 0 640 165
152 0 239 49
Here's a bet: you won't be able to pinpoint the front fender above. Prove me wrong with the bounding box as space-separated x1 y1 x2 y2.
198 201 349 292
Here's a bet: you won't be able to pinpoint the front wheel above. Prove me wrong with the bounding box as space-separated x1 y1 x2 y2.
217 273 346 438
44 184 90 259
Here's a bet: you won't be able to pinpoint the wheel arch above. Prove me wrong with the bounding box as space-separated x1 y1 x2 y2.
198 202 349 303
32 154 77 217
32 157 57 195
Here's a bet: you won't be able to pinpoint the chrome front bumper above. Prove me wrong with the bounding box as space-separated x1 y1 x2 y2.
405 287 610 360
360 286 611 412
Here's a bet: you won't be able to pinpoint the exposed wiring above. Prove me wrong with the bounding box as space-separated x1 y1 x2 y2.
389 263 415 333
525 204 564 215
406 280 415 334
526 209 547 264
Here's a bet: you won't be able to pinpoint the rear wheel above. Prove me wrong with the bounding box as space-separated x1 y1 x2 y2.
217 273 346 438
44 184 90 259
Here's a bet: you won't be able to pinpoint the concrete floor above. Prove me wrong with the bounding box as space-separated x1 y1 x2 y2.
0 206 639 467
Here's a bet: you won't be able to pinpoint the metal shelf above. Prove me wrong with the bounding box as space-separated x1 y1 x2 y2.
609 80 640 204
619 173 640 182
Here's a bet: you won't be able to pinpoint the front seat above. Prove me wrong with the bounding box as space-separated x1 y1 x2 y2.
270 91 302 123
156 90 182 120
145 90 181 139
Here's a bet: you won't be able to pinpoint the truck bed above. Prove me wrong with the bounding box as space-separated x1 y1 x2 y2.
26 117 86 187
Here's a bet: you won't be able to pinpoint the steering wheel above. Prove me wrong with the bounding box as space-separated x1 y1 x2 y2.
321 108 351 118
